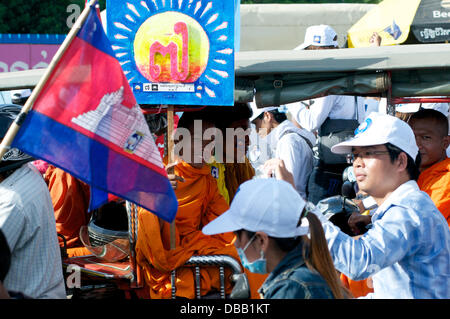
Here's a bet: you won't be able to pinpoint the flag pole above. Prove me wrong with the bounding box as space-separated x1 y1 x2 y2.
0 0 97 160
166 105 176 250
167 104 178 297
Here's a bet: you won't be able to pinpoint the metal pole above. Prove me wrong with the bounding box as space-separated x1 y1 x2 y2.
386 71 395 116
167 105 176 250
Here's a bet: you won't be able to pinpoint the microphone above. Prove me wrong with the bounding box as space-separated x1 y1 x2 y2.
341 181 356 199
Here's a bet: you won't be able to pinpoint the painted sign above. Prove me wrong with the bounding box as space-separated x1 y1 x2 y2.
0 34 65 73
106 0 235 106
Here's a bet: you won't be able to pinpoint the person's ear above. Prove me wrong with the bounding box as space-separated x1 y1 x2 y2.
255 232 269 252
263 111 273 123
397 152 408 171
442 135 450 150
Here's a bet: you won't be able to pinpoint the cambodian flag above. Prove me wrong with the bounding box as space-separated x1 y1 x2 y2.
86 0 102 22
11 3 178 222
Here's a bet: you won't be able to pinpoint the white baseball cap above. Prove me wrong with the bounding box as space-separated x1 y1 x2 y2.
295 25 339 50
331 112 419 160
395 102 449 116
202 178 309 238
249 100 279 122
395 103 420 113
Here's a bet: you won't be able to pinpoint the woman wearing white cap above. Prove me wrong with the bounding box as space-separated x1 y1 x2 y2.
202 178 349 299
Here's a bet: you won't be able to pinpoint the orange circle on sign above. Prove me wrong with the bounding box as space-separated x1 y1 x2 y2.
134 12 210 83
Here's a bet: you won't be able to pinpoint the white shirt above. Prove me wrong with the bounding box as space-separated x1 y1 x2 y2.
288 95 366 132
0 163 66 299
248 123 274 178
363 98 381 116
266 120 316 198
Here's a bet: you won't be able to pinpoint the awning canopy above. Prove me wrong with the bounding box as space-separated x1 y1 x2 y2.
0 68 45 92
2 43 450 108
235 43 450 107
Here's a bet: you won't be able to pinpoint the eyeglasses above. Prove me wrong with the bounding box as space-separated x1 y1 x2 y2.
346 151 390 164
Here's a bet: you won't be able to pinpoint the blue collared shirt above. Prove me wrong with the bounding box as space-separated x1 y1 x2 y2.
319 180 450 298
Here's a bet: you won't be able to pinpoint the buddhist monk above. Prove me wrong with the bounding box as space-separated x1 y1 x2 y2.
409 109 450 226
136 110 266 299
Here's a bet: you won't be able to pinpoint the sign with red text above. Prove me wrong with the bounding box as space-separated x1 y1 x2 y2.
106 0 235 106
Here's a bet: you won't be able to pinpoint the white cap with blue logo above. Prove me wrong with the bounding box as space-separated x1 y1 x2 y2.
331 112 419 160
202 178 309 238
294 25 339 50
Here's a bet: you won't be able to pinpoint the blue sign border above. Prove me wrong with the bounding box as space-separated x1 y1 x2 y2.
0 34 66 44
106 0 235 106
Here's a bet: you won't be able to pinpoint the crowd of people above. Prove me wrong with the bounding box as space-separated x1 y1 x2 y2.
0 24 449 300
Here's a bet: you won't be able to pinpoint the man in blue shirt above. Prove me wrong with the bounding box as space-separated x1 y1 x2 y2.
309 112 450 298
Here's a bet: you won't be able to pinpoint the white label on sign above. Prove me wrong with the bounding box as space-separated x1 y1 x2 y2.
143 83 195 92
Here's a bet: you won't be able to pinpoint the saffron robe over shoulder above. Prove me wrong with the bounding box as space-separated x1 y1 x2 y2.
417 157 450 227
44 165 91 257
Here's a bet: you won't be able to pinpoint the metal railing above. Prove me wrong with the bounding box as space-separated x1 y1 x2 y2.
171 254 250 299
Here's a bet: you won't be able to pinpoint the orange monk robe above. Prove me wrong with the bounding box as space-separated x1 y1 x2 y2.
340 273 373 298
135 160 266 299
44 165 91 257
417 157 450 227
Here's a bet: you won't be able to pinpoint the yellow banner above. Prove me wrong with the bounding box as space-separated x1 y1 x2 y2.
348 0 422 47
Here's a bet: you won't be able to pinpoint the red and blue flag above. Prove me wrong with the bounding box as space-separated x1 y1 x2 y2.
12 4 178 222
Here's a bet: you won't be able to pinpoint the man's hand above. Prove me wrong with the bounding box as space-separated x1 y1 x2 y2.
369 32 382 47
0 282 10 299
263 158 295 189
165 162 184 190
159 162 184 231
348 212 372 235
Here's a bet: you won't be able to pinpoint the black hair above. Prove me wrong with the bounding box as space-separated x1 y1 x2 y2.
305 45 337 50
206 102 253 132
235 229 301 253
177 107 216 131
385 143 421 181
255 109 287 124
268 109 287 124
